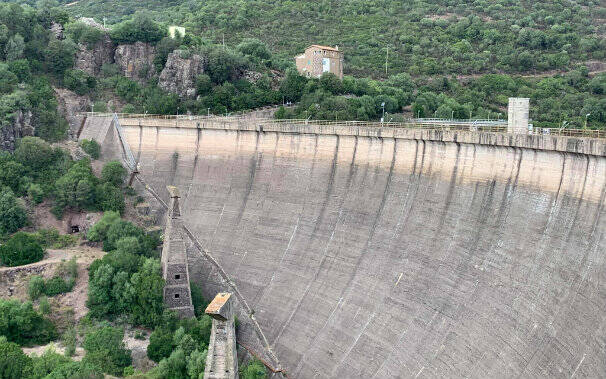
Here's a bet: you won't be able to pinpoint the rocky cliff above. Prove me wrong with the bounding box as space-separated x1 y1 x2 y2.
75 35 115 76
158 50 206 99
54 87 90 138
0 110 34 151
114 42 156 81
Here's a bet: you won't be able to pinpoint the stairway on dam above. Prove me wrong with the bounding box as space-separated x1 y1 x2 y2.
81 115 606 378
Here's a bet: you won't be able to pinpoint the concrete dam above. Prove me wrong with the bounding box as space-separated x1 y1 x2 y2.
81 115 606 378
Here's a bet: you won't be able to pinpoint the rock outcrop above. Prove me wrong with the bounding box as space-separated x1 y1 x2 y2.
1 110 34 151
75 35 115 76
50 22 64 40
114 42 156 82
54 87 90 138
159 50 206 98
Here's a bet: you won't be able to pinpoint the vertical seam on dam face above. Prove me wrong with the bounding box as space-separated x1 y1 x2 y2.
90 117 606 378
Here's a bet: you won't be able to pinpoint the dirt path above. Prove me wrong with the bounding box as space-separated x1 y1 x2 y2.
0 246 105 320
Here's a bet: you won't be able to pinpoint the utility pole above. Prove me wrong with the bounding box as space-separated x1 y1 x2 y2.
207 108 211 117
222 33 225 49
385 47 388 76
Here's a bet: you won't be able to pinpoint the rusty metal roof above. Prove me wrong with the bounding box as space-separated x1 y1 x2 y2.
307 44 341 52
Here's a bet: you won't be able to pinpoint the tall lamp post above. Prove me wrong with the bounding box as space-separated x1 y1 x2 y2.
584 113 591 130
381 102 385 125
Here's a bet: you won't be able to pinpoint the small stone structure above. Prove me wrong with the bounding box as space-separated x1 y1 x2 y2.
507 97 530 134
295 44 344 79
204 293 238 379
161 186 194 318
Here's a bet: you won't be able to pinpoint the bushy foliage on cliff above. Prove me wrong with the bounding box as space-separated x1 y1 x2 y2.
110 14 166 45
0 3 71 144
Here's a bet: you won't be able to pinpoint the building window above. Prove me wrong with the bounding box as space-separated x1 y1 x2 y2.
175 274 180 280
174 294 180 299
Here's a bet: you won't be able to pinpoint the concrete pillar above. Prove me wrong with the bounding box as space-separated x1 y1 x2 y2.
204 293 239 379
508 97 530 134
161 186 195 318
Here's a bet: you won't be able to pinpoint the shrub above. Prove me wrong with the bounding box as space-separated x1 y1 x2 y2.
95 183 125 214
80 139 101 159
64 21 104 47
82 326 132 376
86 211 120 242
27 183 44 204
39 296 51 314
190 284 209 317
0 187 28 236
240 358 268 379
28 275 46 300
101 161 126 187
32 229 78 249
64 69 96 95
147 327 174 363
110 14 166 45
62 328 77 357
0 336 32 379
0 232 44 267
44 276 75 297
56 257 78 279
14 137 55 171
0 299 57 345
28 348 71 379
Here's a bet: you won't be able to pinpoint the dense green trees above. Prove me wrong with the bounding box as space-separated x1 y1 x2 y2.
86 212 163 327
146 315 213 378
0 232 43 266
110 13 166 45
0 336 31 379
0 299 57 345
82 325 132 376
0 187 27 236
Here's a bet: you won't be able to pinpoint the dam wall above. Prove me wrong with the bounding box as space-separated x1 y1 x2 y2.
83 116 606 378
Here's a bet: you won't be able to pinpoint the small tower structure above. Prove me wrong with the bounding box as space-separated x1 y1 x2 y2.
161 186 195 318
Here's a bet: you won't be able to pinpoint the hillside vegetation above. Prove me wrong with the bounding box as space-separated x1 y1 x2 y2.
43 0 606 129
58 0 606 77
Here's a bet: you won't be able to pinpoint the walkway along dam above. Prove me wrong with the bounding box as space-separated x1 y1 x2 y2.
80 115 606 378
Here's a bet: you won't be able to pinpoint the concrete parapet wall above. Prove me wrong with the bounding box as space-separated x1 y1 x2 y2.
118 117 606 157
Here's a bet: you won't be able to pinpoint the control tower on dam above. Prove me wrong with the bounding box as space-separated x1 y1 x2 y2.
83 115 606 378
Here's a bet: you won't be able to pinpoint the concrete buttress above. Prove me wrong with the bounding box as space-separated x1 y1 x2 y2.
205 293 239 379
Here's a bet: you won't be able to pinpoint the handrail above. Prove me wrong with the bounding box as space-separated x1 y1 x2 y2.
81 113 605 139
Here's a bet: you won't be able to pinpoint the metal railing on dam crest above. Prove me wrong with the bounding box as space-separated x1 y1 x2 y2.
83 112 606 139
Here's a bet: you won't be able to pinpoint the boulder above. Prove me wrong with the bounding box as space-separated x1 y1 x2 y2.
158 50 206 98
